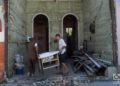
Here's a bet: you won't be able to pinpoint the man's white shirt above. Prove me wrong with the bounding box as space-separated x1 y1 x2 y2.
58 39 66 54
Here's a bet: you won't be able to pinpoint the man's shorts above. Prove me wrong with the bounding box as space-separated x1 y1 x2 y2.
59 52 67 63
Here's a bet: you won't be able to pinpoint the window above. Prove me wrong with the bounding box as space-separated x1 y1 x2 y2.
66 27 73 36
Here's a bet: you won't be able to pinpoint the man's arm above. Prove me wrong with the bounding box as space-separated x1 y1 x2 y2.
60 46 66 53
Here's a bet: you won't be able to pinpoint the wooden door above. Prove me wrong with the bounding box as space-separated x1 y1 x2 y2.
34 14 49 53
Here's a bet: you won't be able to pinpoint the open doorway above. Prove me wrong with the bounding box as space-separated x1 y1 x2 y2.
33 14 49 53
63 14 78 57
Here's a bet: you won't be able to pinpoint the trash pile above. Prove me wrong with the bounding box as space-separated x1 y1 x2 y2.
73 51 112 76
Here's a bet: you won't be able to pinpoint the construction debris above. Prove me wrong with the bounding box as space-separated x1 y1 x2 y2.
73 51 112 77
34 76 90 86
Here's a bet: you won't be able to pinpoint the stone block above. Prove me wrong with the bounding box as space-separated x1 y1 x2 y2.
105 66 117 80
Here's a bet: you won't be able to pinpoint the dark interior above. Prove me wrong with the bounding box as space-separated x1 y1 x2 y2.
63 15 78 57
34 14 49 53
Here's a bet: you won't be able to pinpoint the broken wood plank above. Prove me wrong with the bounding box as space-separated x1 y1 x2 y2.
85 53 101 68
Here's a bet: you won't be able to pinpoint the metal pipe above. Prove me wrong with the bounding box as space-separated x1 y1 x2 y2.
96 61 107 68
84 63 95 73
84 67 93 76
94 58 112 65
85 53 101 68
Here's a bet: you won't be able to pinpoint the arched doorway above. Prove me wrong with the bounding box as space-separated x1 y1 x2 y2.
33 14 49 53
63 14 78 57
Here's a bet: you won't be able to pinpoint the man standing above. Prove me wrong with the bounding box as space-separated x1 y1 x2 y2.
55 34 69 75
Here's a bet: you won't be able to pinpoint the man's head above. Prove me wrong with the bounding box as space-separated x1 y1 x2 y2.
55 34 61 42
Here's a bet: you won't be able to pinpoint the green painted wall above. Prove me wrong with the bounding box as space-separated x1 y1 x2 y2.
8 0 26 76
26 0 84 50
8 0 114 76
82 0 113 61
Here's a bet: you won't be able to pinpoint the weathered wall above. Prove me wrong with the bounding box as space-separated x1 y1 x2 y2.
26 0 84 50
0 0 5 80
7 0 115 77
8 0 26 76
115 0 120 66
82 0 113 61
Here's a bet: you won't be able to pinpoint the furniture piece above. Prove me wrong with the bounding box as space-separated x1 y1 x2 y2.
38 51 60 78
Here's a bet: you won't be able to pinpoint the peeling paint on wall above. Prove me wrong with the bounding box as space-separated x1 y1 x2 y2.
83 0 113 61
8 0 27 76
8 0 115 76
26 0 84 50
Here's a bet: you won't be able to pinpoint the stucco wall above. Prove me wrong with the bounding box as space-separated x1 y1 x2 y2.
83 0 113 61
26 0 84 50
8 0 26 76
7 0 115 76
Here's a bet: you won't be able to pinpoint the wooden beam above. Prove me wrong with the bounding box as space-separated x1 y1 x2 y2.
109 0 118 66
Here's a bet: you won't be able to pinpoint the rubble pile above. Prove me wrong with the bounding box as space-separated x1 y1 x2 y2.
34 76 90 86
1 76 90 86
73 51 112 76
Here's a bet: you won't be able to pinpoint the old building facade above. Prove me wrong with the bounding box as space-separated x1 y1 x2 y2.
3 0 118 77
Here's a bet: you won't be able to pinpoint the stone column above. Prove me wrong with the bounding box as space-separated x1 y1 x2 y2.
115 0 120 71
